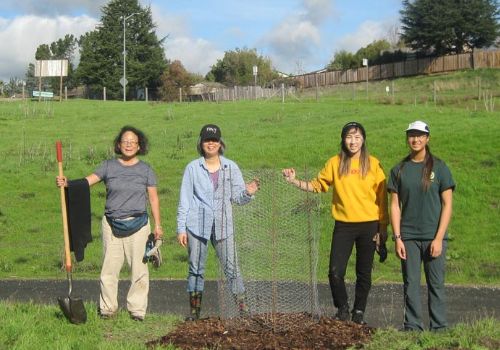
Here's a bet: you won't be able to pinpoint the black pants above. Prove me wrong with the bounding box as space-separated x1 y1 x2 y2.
328 221 377 312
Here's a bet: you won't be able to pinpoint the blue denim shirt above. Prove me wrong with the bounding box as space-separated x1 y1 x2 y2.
177 156 252 240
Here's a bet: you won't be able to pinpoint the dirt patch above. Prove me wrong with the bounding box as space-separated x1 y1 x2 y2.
147 313 374 349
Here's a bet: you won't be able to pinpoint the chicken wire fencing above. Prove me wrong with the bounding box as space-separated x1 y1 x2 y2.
216 168 322 332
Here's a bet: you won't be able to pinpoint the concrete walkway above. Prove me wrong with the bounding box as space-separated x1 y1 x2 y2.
0 280 498 328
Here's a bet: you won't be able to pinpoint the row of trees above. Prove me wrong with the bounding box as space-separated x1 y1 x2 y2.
328 0 499 70
5 0 498 100
18 0 277 101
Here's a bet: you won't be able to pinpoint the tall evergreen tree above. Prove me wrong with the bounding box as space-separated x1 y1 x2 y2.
400 0 499 55
77 0 167 100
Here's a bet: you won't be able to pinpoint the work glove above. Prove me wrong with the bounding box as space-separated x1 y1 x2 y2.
143 234 163 268
373 232 387 263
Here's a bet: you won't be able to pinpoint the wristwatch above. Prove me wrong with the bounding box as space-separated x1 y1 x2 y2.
392 234 402 241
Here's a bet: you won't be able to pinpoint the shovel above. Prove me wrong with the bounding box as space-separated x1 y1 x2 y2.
56 141 87 324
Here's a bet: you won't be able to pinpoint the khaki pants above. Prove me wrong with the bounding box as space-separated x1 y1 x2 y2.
99 216 150 318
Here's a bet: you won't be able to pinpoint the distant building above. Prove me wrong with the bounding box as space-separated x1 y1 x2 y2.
188 82 226 101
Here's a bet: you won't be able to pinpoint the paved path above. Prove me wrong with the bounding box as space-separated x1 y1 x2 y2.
0 280 498 328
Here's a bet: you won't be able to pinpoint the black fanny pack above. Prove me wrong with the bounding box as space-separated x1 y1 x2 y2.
106 212 148 237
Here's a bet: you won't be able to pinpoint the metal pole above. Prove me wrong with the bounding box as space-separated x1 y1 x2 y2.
122 13 136 102
123 16 126 102
59 62 63 102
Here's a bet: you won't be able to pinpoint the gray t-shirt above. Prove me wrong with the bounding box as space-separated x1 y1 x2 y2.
94 159 157 219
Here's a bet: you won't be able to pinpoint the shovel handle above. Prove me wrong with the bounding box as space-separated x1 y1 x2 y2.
56 141 72 272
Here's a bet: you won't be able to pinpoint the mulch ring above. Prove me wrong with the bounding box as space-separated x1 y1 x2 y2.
147 312 374 349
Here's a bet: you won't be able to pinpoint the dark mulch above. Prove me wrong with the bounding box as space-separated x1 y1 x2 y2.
147 313 374 349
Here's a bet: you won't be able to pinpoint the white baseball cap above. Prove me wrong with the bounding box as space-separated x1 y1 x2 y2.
406 120 430 134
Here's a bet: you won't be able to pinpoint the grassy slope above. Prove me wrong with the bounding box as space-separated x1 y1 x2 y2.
0 69 498 286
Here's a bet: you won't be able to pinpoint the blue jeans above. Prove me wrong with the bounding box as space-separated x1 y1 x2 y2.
187 229 245 295
401 239 447 331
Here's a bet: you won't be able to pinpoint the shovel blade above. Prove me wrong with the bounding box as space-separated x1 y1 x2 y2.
58 296 87 324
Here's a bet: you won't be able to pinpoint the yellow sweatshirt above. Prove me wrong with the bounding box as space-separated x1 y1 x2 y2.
310 155 388 226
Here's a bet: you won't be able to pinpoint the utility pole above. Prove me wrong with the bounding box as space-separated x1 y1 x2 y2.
122 13 137 102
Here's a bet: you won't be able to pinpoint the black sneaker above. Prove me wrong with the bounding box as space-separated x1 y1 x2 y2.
351 309 366 325
334 306 350 321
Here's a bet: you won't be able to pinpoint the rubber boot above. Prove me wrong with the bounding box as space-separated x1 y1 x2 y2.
185 291 202 321
334 305 350 321
235 294 250 317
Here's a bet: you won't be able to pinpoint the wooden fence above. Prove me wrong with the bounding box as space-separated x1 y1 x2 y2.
296 49 500 89
187 84 296 102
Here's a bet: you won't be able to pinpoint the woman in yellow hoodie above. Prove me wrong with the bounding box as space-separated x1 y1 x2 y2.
282 121 388 325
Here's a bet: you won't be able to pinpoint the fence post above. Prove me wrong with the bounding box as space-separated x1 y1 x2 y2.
315 73 319 102
145 87 148 102
281 83 285 104
366 66 369 100
179 87 182 103
433 80 437 104
65 86 67 101
477 77 481 101
103 87 106 101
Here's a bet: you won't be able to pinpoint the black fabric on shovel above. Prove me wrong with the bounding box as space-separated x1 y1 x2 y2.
65 179 92 262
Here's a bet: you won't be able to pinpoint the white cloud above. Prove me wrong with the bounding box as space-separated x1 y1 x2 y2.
335 20 393 53
302 0 333 23
0 0 106 17
259 0 333 74
266 20 321 58
0 15 97 81
150 4 223 75
165 37 223 76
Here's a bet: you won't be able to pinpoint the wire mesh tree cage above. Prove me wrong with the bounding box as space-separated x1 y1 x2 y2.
216 169 322 332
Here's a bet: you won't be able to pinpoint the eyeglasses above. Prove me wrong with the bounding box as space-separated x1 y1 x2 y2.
120 140 138 146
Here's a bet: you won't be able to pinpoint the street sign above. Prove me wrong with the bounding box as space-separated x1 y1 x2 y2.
119 78 128 87
32 91 54 98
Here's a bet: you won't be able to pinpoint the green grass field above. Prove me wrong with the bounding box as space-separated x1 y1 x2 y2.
0 69 498 286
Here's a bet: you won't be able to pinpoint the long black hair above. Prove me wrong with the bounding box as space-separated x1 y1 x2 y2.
338 122 370 178
398 144 435 191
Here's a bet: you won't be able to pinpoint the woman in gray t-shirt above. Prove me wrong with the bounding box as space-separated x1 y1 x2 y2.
57 125 162 321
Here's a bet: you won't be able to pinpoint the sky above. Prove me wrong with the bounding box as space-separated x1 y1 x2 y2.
0 0 402 82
